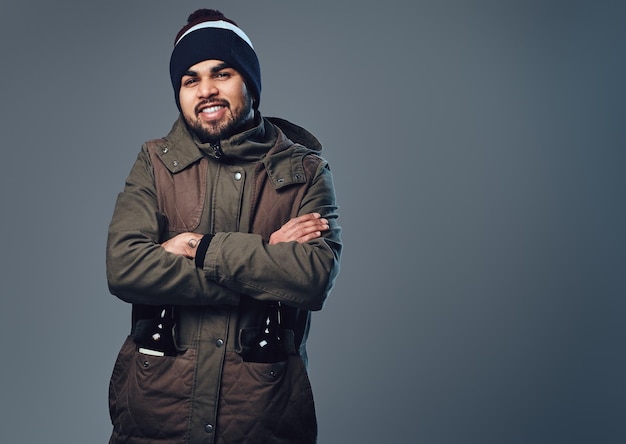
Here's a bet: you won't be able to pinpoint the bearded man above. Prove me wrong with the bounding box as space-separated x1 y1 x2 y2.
106 8 342 444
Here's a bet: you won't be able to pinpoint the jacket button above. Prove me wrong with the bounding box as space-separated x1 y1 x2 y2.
234 172 242 180
216 339 224 347
172 160 179 167
205 424 214 433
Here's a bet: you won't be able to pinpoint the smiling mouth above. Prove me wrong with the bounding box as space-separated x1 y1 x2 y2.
197 100 229 116
201 105 225 114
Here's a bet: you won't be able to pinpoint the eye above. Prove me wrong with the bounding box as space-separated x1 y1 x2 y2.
214 70 232 80
182 77 198 87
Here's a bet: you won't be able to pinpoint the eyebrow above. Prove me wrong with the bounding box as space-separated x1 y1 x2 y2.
211 62 230 72
183 63 231 78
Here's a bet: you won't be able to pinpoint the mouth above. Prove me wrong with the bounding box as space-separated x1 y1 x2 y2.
197 101 229 117
200 105 225 114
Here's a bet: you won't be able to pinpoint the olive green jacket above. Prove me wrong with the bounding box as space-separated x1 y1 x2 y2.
106 115 341 443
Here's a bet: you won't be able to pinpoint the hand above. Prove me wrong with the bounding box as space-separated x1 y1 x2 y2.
269 213 329 245
161 232 204 258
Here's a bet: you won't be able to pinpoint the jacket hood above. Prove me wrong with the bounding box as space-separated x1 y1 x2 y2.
266 117 322 152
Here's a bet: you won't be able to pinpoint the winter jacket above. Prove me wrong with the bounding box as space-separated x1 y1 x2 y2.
106 115 342 443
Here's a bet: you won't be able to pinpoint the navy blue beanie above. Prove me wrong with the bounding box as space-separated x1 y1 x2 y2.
169 9 261 112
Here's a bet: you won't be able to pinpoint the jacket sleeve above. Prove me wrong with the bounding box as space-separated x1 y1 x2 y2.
106 146 240 307
201 160 342 311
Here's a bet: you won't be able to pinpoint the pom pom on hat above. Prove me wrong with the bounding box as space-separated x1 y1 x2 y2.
174 9 239 44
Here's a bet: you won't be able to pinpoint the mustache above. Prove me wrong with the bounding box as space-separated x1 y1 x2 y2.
195 99 229 115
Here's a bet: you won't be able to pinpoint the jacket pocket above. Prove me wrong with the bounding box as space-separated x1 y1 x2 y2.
216 351 317 444
108 336 196 442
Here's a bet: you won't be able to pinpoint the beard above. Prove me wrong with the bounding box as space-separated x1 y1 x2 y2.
186 95 254 144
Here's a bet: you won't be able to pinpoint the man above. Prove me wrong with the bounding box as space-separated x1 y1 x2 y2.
106 8 341 444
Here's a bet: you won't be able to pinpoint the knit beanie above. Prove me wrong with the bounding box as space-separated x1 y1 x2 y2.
169 9 261 111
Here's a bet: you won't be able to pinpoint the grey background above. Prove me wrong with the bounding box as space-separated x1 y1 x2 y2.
0 1 624 443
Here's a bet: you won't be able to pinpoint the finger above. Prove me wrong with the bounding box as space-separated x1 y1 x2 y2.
282 213 321 229
289 221 328 240
296 219 330 240
298 219 329 234
288 217 328 233
296 231 322 244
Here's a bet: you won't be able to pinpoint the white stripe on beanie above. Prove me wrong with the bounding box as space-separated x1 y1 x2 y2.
175 20 254 49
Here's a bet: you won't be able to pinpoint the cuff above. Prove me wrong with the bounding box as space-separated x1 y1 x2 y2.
194 234 214 268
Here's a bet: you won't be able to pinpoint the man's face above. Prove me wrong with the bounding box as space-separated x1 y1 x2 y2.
179 59 255 143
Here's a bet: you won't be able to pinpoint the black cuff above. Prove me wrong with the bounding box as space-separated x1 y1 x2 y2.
194 234 214 268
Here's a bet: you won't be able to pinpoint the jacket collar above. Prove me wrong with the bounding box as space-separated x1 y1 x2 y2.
156 114 322 189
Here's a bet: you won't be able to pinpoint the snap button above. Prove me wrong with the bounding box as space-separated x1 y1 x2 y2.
205 424 214 433
172 160 179 167
216 339 224 347
162 147 168 154
234 172 242 181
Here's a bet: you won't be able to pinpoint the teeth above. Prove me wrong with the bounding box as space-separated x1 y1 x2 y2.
202 106 223 113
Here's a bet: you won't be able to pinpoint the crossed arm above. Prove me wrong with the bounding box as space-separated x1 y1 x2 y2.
161 213 329 259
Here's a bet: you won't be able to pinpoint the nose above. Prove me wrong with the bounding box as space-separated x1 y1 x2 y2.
197 78 218 99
